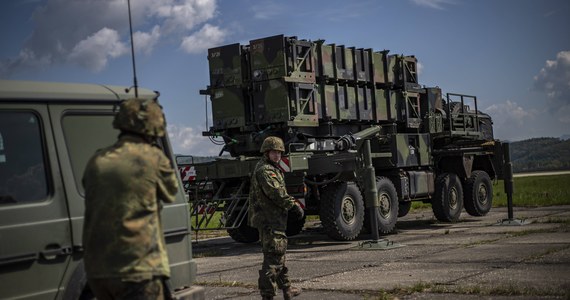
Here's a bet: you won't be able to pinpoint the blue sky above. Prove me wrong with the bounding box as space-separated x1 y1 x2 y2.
1 0 569 155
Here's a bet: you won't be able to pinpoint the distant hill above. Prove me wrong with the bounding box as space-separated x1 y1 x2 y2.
510 137 570 173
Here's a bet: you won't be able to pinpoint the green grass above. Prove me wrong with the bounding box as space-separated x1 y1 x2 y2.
492 174 570 207
190 211 223 229
410 174 570 210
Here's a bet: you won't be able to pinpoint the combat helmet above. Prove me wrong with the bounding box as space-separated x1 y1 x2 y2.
113 98 166 137
260 136 285 153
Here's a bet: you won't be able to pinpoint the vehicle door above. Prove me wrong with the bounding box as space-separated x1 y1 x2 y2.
0 104 72 299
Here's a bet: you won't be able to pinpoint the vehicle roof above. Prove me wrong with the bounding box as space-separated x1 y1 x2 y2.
0 80 157 102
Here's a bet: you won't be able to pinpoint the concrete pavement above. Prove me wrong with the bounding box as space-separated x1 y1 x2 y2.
192 206 570 299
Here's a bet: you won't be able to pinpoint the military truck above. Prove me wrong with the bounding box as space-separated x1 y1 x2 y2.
179 34 507 243
0 80 204 299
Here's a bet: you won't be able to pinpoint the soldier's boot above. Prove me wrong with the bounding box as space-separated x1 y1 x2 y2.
282 286 301 300
259 269 276 300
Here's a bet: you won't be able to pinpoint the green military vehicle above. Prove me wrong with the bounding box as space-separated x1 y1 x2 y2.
179 34 508 242
0 80 204 299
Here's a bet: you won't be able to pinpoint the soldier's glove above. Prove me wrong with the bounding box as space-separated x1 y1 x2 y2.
290 202 305 220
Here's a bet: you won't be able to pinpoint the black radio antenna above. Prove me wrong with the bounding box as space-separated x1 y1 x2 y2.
127 0 138 97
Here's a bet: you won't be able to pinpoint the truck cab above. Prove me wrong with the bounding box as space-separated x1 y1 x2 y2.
0 80 204 299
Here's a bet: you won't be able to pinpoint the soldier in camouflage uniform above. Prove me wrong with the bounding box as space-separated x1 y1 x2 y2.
82 98 178 300
248 136 303 300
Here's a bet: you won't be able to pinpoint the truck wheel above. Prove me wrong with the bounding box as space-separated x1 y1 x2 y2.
364 177 399 233
227 212 259 243
319 182 364 241
398 201 412 217
463 170 493 216
286 206 306 237
432 173 464 222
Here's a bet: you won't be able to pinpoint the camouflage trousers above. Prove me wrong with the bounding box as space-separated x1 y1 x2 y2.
258 227 290 297
87 276 165 300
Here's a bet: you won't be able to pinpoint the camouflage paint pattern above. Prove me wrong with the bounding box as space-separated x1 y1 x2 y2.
374 88 397 122
317 43 335 79
211 86 247 129
335 45 354 81
318 83 339 120
426 111 444 133
208 43 247 88
250 35 315 84
247 155 295 297
205 35 427 131
258 227 290 297
354 48 371 82
284 39 316 83
287 82 319 127
247 156 295 231
252 79 318 127
417 133 431 166
393 133 431 168
252 79 290 125
395 133 417 167
404 92 421 129
260 136 285 153
372 51 391 85
88 277 165 300
82 134 178 281
250 35 287 81
390 55 420 89
357 85 374 121
391 90 421 128
337 84 358 121
113 98 166 138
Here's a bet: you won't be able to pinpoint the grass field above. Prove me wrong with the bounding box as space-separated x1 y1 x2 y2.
492 174 570 207
410 174 570 210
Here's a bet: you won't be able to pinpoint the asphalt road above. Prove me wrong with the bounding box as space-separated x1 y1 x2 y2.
192 206 570 299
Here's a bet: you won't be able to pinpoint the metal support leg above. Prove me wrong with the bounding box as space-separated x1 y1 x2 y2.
353 140 405 250
497 142 527 226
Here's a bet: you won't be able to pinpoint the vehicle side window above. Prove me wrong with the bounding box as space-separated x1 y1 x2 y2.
0 111 48 204
62 114 117 195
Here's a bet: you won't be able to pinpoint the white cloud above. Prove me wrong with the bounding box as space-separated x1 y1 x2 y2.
484 100 535 140
168 124 222 156
250 1 285 20
534 51 570 115
134 25 161 56
180 24 227 54
154 0 217 32
68 28 128 72
485 100 532 125
1 0 222 76
411 0 455 10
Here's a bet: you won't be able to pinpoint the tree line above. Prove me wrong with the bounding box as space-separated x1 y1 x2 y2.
510 137 570 173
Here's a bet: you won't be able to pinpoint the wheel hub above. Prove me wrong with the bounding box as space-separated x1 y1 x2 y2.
449 187 458 210
341 196 356 225
378 192 391 217
478 183 488 205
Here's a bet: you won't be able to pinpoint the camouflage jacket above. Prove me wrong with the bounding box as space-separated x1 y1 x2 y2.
248 156 295 231
82 134 178 281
